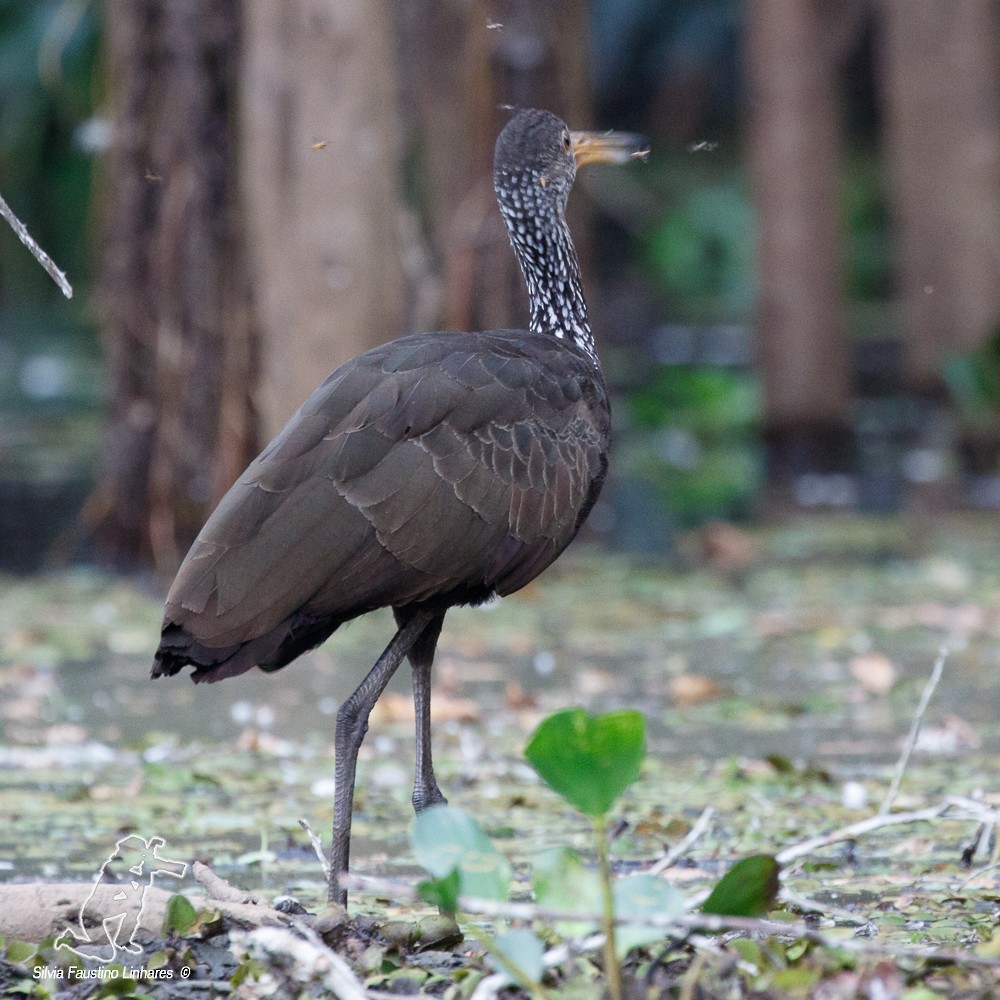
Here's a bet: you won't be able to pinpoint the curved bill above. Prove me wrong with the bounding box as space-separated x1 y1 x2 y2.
571 129 650 167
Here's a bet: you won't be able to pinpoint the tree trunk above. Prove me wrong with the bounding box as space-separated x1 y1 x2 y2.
90 0 406 569
878 0 1000 393
89 0 256 570
242 0 404 439
746 0 854 501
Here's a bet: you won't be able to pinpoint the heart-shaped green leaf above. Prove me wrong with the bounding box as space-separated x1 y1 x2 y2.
525 708 645 816
410 805 511 902
701 854 780 917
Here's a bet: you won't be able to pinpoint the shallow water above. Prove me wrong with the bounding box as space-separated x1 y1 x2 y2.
4 514 1000 891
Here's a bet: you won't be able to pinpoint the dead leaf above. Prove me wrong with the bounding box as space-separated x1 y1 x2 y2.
913 714 981 754
44 722 88 745
669 672 725 706
735 757 778 778
2 696 45 722
698 520 758 570
849 652 896 695
369 691 481 725
504 681 536 709
577 667 616 696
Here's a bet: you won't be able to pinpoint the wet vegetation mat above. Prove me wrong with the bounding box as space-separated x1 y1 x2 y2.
2 513 1000 997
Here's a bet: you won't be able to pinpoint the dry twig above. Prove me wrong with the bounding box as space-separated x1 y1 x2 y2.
230 924 368 1000
879 645 949 815
298 817 332 881
0 191 73 299
650 806 715 875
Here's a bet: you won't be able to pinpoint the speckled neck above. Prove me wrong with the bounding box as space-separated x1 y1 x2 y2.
494 164 595 361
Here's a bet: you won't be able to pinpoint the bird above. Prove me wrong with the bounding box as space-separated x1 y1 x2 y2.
152 108 646 905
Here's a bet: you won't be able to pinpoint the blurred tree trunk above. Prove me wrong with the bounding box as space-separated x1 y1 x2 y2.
878 0 1000 393
90 0 404 570
89 0 256 570
746 0 854 505
243 0 403 438
394 0 591 338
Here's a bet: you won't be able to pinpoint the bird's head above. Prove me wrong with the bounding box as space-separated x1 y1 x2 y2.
493 108 647 216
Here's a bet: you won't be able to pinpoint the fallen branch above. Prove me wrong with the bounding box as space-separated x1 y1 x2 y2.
193 860 267 906
230 923 367 1000
0 191 73 299
775 803 951 866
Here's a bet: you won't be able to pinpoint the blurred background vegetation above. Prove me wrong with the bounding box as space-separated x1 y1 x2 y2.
1 0 998 574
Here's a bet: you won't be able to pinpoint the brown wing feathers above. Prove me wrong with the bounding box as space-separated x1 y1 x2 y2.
152 330 608 682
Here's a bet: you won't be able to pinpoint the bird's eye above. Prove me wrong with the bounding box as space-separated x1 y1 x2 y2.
562 130 571 152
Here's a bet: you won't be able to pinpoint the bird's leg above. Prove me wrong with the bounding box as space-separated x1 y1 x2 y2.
329 608 437 906
396 608 447 813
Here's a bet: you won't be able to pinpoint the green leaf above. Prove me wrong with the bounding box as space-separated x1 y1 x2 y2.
701 855 780 917
524 708 645 816
729 937 762 966
613 874 686 957
417 868 461 915
410 805 511 902
162 893 198 934
488 928 546 988
4 940 36 964
533 846 602 938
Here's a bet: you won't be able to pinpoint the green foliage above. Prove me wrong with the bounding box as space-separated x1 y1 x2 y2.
1 1 103 507
0 0 100 302
4 939 38 964
534 846 603 937
842 158 892 303
943 327 1000 423
644 181 755 322
623 366 762 523
230 957 267 990
162 894 198 935
417 868 461 916
701 854 781 917
407 709 780 999
629 366 758 434
612 874 685 958
409 804 511 902
524 708 645 816
488 928 546 987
